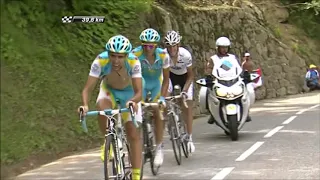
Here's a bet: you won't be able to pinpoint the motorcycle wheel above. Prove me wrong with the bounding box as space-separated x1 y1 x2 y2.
227 115 238 141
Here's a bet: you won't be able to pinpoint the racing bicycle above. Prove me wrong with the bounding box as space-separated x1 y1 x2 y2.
140 93 164 176
165 85 189 165
79 100 139 180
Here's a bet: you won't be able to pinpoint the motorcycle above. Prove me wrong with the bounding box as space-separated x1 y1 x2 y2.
196 65 261 141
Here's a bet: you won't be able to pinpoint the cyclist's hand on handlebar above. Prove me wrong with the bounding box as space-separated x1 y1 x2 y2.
181 92 188 99
158 96 166 107
180 92 189 108
78 105 89 115
126 101 137 113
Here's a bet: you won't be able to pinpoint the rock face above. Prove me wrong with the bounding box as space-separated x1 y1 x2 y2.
146 0 313 115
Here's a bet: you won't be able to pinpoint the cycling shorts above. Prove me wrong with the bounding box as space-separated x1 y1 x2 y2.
96 82 142 123
168 72 193 100
143 77 162 102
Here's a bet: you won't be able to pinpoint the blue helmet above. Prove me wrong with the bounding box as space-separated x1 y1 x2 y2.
139 28 161 43
105 35 132 54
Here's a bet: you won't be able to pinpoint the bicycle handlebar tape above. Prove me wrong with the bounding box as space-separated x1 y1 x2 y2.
128 103 139 128
81 119 88 133
79 107 88 133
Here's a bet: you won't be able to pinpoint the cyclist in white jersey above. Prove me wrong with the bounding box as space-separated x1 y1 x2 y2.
164 30 195 154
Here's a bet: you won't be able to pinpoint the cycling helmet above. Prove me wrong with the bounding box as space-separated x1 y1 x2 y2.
139 28 161 42
216 37 231 47
105 35 132 54
164 30 181 46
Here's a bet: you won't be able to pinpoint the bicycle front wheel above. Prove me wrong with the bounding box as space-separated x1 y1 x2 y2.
179 113 189 158
168 114 182 165
104 135 121 180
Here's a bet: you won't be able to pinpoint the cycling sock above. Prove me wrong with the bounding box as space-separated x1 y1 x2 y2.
132 168 141 180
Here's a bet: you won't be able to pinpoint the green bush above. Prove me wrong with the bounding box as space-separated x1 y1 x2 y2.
1 0 153 166
281 0 320 41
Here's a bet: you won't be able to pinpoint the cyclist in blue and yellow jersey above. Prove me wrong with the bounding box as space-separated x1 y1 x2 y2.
78 35 143 180
132 28 170 167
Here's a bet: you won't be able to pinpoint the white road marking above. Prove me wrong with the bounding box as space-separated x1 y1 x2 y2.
210 167 235 180
309 104 320 109
235 141 264 161
282 116 297 124
296 104 319 115
264 126 284 138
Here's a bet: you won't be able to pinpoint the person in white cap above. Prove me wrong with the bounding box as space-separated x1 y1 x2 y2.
242 52 254 72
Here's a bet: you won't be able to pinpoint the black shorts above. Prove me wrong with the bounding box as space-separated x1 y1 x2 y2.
170 72 187 89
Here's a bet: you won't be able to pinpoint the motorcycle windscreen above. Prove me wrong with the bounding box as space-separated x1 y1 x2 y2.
213 59 242 81
217 78 239 87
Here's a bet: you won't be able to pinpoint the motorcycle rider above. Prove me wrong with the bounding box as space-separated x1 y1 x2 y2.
206 37 253 124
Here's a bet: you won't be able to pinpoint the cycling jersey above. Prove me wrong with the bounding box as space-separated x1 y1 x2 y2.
89 51 142 123
165 47 193 100
132 46 170 102
166 47 192 75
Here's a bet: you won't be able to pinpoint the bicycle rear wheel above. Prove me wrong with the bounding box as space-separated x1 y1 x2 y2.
168 114 182 165
104 135 120 180
143 118 159 176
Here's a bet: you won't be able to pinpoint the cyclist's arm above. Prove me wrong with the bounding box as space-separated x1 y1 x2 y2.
130 60 143 103
82 59 101 106
183 54 194 92
161 54 170 97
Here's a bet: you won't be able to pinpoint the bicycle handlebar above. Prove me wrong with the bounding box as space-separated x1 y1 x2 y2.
165 93 188 108
141 101 164 108
79 103 138 133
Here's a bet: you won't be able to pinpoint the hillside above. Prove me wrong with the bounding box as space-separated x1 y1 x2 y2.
1 0 319 179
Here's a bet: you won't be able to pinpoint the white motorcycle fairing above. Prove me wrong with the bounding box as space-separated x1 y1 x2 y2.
197 56 259 137
207 78 250 132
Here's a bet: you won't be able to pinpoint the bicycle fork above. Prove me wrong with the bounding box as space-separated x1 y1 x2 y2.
143 120 153 160
107 124 125 179
168 111 181 141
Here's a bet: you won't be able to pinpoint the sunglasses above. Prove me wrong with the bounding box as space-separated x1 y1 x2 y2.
142 43 157 49
165 42 178 47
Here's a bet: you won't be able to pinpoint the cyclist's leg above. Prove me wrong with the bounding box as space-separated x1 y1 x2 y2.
150 80 165 166
183 83 194 135
182 83 195 153
96 84 116 161
170 73 192 131
123 106 142 180
96 84 116 134
167 78 173 96
112 87 143 180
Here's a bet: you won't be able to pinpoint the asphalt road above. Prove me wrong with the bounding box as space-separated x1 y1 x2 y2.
15 92 320 180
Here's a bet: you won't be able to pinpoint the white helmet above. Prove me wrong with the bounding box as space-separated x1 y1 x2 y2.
164 30 181 46
216 37 231 47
